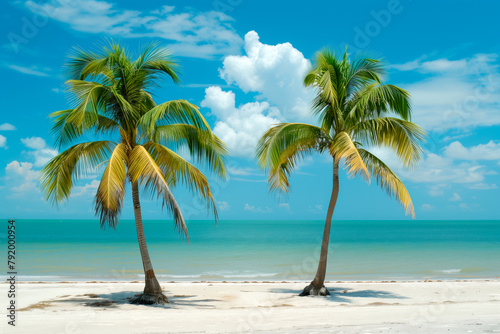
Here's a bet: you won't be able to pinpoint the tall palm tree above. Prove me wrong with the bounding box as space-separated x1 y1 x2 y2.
256 50 425 296
40 42 227 304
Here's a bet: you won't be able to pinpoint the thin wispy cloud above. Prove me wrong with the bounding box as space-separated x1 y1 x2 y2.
8 64 50 76
23 1 242 59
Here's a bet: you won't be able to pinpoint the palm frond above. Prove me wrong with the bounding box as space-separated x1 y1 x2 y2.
256 123 328 192
330 132 370 181
352 117 426 167
359 149 415 218
40 141 114 203
348 83 412 122
139 100 210 135
94 143 127 228
128 145 188 239
50 109 120 148
153 124 227 178
145 142 218 220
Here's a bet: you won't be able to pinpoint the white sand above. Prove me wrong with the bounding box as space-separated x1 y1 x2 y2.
2 280 500 333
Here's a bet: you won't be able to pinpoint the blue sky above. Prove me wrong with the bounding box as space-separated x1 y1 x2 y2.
1 0 499 221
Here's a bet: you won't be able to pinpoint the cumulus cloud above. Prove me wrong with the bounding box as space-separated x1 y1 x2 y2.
217 201 230 211
449 192 461 202
0 135 6 148
24 1 242 59
244 203 271 213
420 204 434 211
0 123 16 130
443 140 500 161
392 54 500 131
71 180 100 197
219 31 314 119
459 203 470 210
369 141 498 186
201 86 281 156
5 161 39 194
20 137 58 167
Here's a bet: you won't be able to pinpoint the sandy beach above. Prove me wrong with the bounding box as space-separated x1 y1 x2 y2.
2 280 499 333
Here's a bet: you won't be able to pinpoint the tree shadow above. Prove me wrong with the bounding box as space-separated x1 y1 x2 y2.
51 290 222 309
271 286 408 303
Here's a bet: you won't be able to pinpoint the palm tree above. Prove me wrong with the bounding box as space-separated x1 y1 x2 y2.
40 42 227 304
256 49 425 296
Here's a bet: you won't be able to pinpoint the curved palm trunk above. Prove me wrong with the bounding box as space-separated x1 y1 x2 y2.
300 160 340 296
130 181 168 304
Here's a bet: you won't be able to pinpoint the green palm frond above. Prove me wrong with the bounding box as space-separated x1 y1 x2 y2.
133 42 180 84
330 132 370 181
40 141 114 203
43 42 227 233
352 117 426 167
50 109 120 148
346 54 384 94
359 149 415 218
94 143 127 228
153 124 227 178
256 123 329 192
347 83 412 122
139 100 210 135
128 145 188 239
145 142 218 219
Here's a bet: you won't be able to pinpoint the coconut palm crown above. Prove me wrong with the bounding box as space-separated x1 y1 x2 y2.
256 49 425 295
40 42 227 304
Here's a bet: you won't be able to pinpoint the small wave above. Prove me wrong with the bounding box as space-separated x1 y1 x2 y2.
433 269 461 274
153 271 278 280
156 274 202 279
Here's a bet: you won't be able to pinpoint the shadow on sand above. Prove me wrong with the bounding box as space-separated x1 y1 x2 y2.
271 286 408 303
48 290 221 309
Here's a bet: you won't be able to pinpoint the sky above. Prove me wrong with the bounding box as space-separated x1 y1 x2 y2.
1 0 499 221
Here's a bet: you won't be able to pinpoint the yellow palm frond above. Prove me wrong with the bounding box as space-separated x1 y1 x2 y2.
94 143 127 228
330 132 370 182
359 149 415 218
40 141 114 204
128 145 188 239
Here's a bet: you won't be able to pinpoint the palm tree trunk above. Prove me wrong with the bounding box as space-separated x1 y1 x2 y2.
130 181 168 304
300 160 340 296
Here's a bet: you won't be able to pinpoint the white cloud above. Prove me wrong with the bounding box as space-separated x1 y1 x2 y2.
393 54 500 131
217 201 230 211
308 204 323 214
0 123 16 130
5 161 39 193
21 137 47 150
278 203 292 213
228 166 258 176
449 192 461 202
24 1 242 59
443 140 500 161
459 203 470 210
420 58 467 73
71 180 100 197
20 137 58 167
420 204 434 211
8 64 50 76
201 86 281 156
428 183 448 197
0 135 6 148
219 31 314 120
467 183 498 190
244 203 271 213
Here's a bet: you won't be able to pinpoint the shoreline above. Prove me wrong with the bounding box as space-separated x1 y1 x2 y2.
9 278 500 283
3 280 500 333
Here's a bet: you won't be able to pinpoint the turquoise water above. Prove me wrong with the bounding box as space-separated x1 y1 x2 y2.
2 219 500 281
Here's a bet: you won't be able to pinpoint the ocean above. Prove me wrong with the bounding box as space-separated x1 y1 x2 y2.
3 219 500 282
